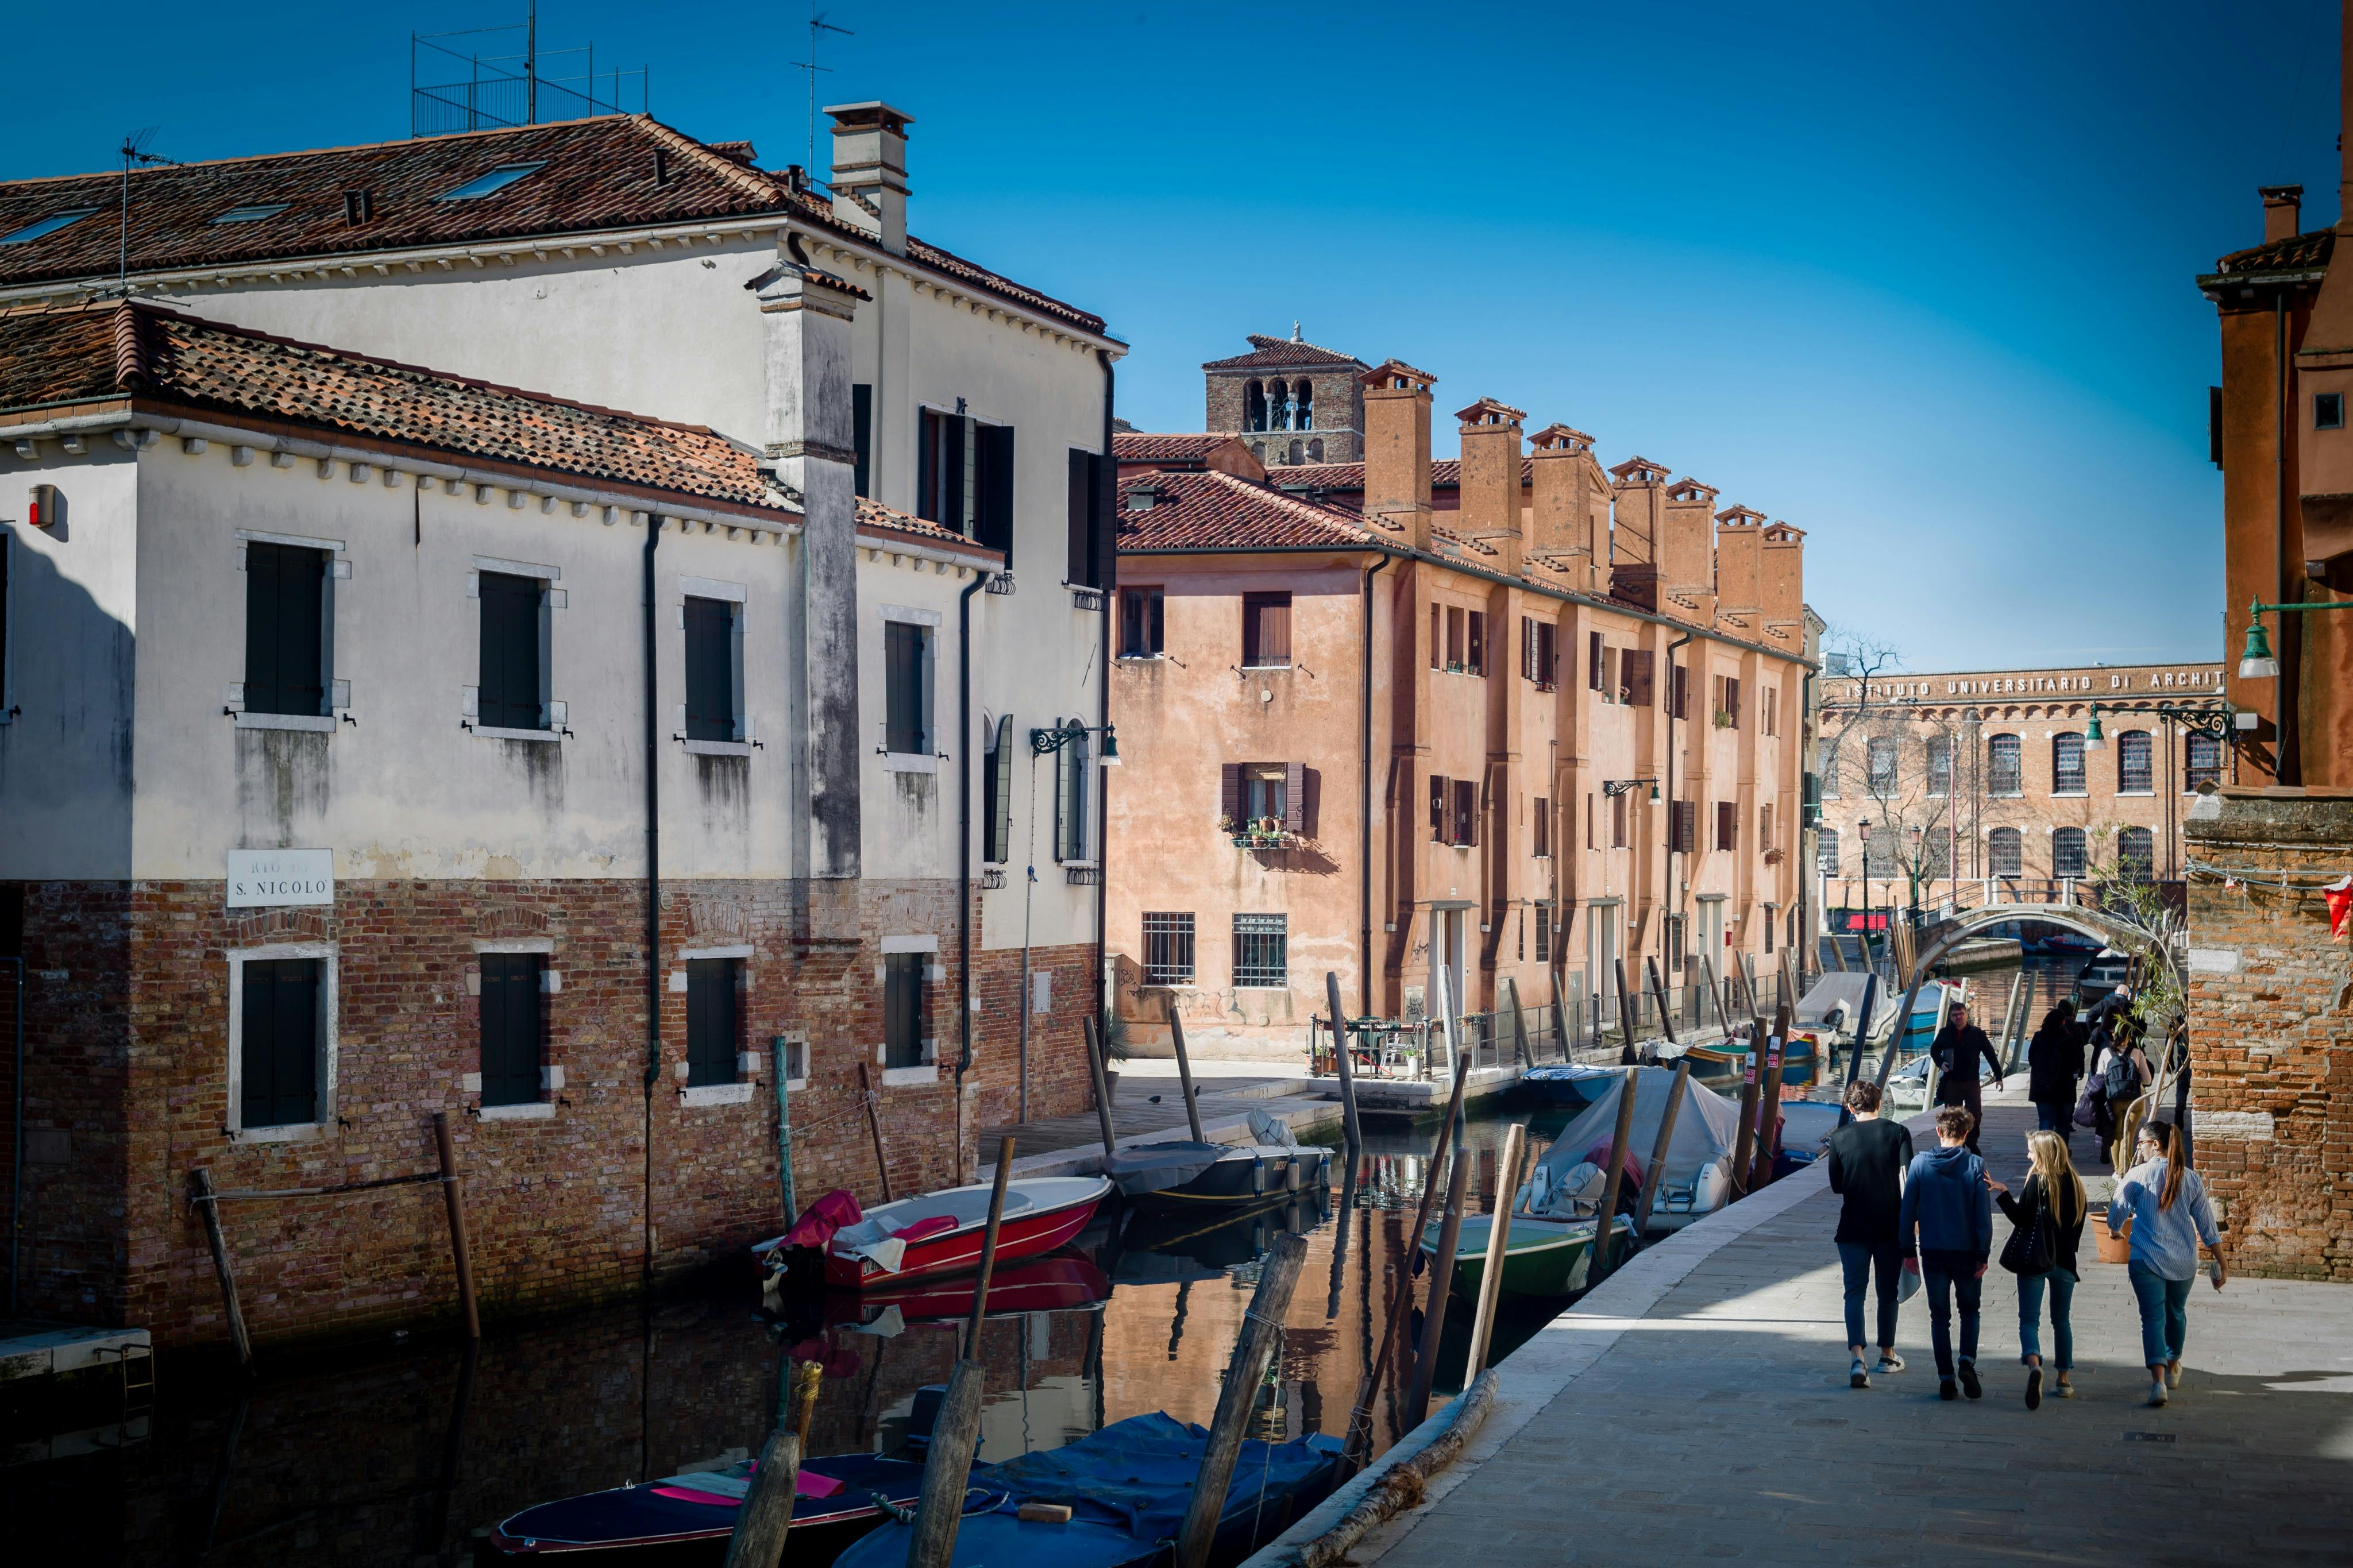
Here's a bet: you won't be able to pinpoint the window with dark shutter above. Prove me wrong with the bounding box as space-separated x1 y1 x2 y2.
1535 621 1555 689
1241 592 1291 667
1222 762 1245 829
240 957 319 1128
1119 587 1164 655
853 383 873 499
1284 761 1308 836
983 715 1015 862
1667 800 1695 853
1587 631 1603 691
1586 793 1595 850
479 953 543 1107
1067 449 1103 586
1623 650 1654 708
977 424 1016 557
684 596 739 742
685 958 739 1087
1671 664 1688 719
1430 605 1442 670
885 621 927 754
1533 797 1549 858
1429 773 1449 840
1056 730 1090 860
479 571 547 731
1452 778 1477 847
1716 801 1738 851
919 409 971 532
244 541 327 716
1612 790 1628 849
1724 677 1741 727
884 952 927 1068
1602 646 1619 701
1521 617 1536 681
1467 611 1485 676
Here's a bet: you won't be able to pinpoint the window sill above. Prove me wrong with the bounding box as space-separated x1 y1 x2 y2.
881 1064 938 1086
685 739 753 758
681 1082 754 1107
1233 983 1290 993
2115 789 2155 798
234 712 336 734
2051 790 2087 798
229 1120 325 1145
883 752 939 775
475 725 557 743
1116 652 1166 663
1240 662 1292 673
479 1101 556 1121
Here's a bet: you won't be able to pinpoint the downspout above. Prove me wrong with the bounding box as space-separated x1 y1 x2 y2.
1095 350 1116 1077
1359 555 1389 1017
2276 291 2302 783
955 567 990 1168
1666 631 1695 990
642 512 662 1287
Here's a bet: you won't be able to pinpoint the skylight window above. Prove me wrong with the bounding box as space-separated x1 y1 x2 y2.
211 203 291 225
435 163 547 202
0 208 101 245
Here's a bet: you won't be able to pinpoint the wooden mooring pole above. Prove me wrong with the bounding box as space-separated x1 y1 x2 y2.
1583 1070 1639 1289
1502 975 1534 1068
1175 1230 1309 1568
965 1135 1018 1359
432 1111 481 1341
1727 1051 1761 1201
1748 1037 1787 1194
1325 971 1364 1149
1462 1122 1527 1380
1645 957 1679 1046
1613 957 1641 1062
903 1136 1020 1568
1632 1060 1689 1238
188 1168 254 1373
858 1062 894 1204
1082 1016 1119 1158
1403 1148 1470 1429
1164 995 1207 1145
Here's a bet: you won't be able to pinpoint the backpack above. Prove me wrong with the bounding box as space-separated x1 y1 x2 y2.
2101 1051 2137 1101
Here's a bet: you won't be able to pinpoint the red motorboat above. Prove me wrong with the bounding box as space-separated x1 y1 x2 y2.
820 1176 1111 1289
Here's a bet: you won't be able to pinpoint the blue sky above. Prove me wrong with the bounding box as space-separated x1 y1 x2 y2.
6 1 2336 670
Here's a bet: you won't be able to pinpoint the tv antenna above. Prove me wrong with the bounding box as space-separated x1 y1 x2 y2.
118 128 184 292
789 6 853 174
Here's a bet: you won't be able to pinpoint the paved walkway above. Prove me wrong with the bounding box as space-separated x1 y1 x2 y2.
1279 1096 2353 1568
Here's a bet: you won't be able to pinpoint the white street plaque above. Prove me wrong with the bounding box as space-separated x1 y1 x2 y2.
226 848 334 908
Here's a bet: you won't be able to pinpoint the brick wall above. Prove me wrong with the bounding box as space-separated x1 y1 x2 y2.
1205 369 1365 467
2183 788 2353 1281
7 872 1100 1347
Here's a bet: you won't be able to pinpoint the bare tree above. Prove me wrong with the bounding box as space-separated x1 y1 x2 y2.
1817 629 1974 920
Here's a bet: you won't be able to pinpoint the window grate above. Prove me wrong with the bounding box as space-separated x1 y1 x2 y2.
1232 913 1288 990
2053 733 2086 794
2118 731 2153 792
1987 734 2022 795
1143 912 1195 986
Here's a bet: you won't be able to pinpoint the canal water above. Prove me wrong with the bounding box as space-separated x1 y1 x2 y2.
9 953 2090 1565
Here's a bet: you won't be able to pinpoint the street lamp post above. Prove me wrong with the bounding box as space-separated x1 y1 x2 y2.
1857 817 1874 973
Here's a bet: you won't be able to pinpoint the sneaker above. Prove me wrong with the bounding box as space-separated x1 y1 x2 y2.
2147 1381 2169 1408
2024 1366 2043 1411
1876 1351 1906 1374
1958 1361 1982 1400
1939 1378 1958 1401
2055 1380 2076 1399
2166 1361 2182 1389
1850 1357 1870 1389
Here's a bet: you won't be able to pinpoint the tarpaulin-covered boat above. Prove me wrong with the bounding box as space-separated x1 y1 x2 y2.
1519 1061 1619 1106
1529 1066 1743 1233
831 1413 1345 1568
764 1177 1112 1290
487 1451 929 1556
1101 1111 1330 1208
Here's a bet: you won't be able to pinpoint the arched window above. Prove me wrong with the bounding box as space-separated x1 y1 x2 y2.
1925 735 1952 797
1987 733 2021 795
1921 827 1952 880
1989 827 2022 878
2117 826 2154 880
2117 730 2153 793
1244 380 1267 432
1866 736 1897 791
1307 437 1325 462
1267 380 1291 431
1818 827 1840 876
2185 733 2223 790
2053 826 2087 879
1295 379 1314 429
1249 441 1266 459
1286 439 1303 465
2052 733 2085 794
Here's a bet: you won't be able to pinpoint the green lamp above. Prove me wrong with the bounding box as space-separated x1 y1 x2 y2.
2083 705 2105 751
2239 600 2279 680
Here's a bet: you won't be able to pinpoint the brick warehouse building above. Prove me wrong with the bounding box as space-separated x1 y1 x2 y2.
1107 358 1812 1054
2185 3 2353 1283
0 110 1120 1343
1814 660 2231 928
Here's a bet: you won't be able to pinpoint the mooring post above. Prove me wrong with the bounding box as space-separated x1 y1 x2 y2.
1728 1049 1761 1201
858 1061 893 1203
902 1358 986 1568
433 1111 481 1341
188 1168 254 1373
1843 974 1880 1094
1873 971 1932 1096
722 1409 807 1568
1502 975 1533 1069
1631 1060 1689 1238
1613 957 1641 1061
1644 957 1679 1046
1175 1231 1309 1568
1463 1122 1527 1379
1082 1017 1119 1158
1749 1037 1787 1193
773 1036 797 1227
1164 995 1206 1145
965 1135 1019 1359
1584 1069 1640 1288
1549 971 1572 1061
1325 971 1363 1149
1700 953 1733 1038
1403 1148 1470 1429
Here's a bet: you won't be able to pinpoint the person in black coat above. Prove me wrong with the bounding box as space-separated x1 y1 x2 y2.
1931 1003 2004 1152
2024 1000 2085 1142
1826 1079 1915 1387
1987 1130 2088 1409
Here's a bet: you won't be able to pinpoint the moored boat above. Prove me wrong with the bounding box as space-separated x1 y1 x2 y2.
1524 1066 1743 1233
1519 1061 1619 1106
1675 1034 1817 1087
488 1450 929 1557
1101 1112 1331 1209
1421 1211 1633 1297
801 1177 1112 1290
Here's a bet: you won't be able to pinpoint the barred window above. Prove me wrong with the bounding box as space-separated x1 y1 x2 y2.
1925 736 1951 797
1988 734 2022 795
2117 827 2154 881
1233 913 1288 990
1920 827 1951 880
1143 912 1195 986
2053 733 2085 794
1866 736 1896 791
2053 826 2088 879
1535 905 1553 964
2185 734 2223 791
2117 731 2153 793
1818 827 1840 876
1817 738 1841 798
1988 827 2023 878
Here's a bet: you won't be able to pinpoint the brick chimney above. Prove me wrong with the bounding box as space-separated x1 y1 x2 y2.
1456 397 1527 575
824 102 913 255
1712 505 1765 632
1660 477 1718 623
2262 184 2305 244
1361 359 1437 550
1606 456 1669 609
1759 520 1806 648
1529 423 1603 593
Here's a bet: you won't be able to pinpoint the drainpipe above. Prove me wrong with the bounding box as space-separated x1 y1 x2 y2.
1096 351 1115 1082
955 567 990 1163
1359 554 1389 1016
1666 631 1694 989
642 512 662 1285
6 954 20 1317
2275 292 2302 784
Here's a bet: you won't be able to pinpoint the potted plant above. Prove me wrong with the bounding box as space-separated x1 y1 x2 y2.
1101 1012 1131 1103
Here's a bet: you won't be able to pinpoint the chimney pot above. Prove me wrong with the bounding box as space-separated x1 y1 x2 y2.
2262 184 2305 244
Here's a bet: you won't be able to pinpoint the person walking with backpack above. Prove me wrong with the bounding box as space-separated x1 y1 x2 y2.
2024 1001 2085 1143
2108 1118 2226 1408
2091 1026 2152 1167
1899 1105 1994 1401
1931 1003 2004 1154
1986 1130 2086 1409
1826 1079 1914 1389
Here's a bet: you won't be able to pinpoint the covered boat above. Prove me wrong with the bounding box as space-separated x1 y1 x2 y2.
1101 1110 1330 1208
1530 1066 1742 1233
1519 1061 1618 1106
832 1413 1344 1568
801 1177 1112 1289
488 1451 928 1556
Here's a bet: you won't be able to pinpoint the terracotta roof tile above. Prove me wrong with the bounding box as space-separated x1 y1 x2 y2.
1115 469 1373 551
0 300 790 512
2210 228 2335 277
1201 333 1367 372
855 495 1000 555
0 115 1111 335
1112 431 1241 464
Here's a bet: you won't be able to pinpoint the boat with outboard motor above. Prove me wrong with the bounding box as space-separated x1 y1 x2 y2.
753 1177 1113 1291
1100 1110 1331 1209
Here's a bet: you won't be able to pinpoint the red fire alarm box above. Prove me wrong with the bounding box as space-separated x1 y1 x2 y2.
28 483 60 530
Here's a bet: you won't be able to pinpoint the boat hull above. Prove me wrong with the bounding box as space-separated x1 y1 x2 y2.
825 1180 1110 1289
1677 1041 1817 1089
1126 1146 1330 1210
1422 1214 1633 1297
488 1453 928 1556
1519 1065 1615 1106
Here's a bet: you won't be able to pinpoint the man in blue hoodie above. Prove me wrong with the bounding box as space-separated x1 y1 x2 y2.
1898 1105 1995 1400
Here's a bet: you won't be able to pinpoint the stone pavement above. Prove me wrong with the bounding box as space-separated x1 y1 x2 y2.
1303 1096 2353 1568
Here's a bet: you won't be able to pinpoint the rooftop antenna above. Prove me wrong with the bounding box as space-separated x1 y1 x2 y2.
790 6 853 175
117 128 182 293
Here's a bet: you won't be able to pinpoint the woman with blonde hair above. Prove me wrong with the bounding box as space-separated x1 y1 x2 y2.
2107 1118 2227 1408
1988 1131 2087 1409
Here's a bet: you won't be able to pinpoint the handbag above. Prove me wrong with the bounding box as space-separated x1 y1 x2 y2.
2073 1083 2101 1129
1999 1183 2055 1276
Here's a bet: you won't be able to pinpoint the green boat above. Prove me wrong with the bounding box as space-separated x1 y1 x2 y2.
1419 1212 1633 1298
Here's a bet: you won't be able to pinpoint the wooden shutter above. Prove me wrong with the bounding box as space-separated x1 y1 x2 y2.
684 596 735 741
1587 631 1602 690
1067 449 1096 585
1538 621 1556 685
1612 790 1628 849
885 621 925 754
1533 798 1549 858
480 953 543 1107
1602 646 1618 700
1430 773 1448 838
1453 778 1477 847
1717 801 1737 850
1467 612 1484 675
1520 617 1536 681
242 958 318 1129
1623 649 1654 708
977 424 1016 558
1726 676 1741 725
1221 762 1244 826
245 542 326 717
853 384 873 499
988 715 1015 860
1430 605 1442 670
686 959 738 1087
1284 762 1306 834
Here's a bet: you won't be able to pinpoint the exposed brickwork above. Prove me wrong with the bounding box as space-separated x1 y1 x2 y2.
1203 334 1368 469
6 874 1098 1348
2183 789 2353 1281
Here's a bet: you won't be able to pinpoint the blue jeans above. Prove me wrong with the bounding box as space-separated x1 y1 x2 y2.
2128 1264 2194 1368
1920 1249 1982 1378
1837 1240 1901 1351
2018 1268 2075 1368
2034 1102 2072 1136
